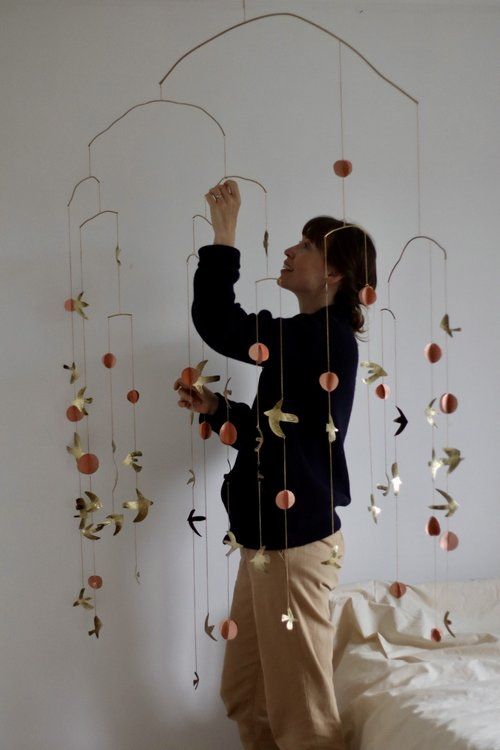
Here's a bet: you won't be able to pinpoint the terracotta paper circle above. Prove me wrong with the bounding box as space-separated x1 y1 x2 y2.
199 422 212 440
181 367 197 387
440 531 459 551
426 516 441 536
127 390 140 404
220 618 238 640
220 421 237 446
375 383 390 400
319 371 339 392
77 453 99 475
64 298 75 312
88 575 102 589
440 393 458 414
358 285 377 305
431 628 442 642
102 352 117 368
425 343 442 363
66 405 84 422
389 581 407 598
333 160 352 177
275 490 295 510
248 342 270 364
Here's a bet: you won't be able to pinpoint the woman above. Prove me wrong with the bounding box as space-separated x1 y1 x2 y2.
174 179 377 750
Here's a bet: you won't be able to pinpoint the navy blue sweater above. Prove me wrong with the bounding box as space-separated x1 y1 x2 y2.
191 244 359 550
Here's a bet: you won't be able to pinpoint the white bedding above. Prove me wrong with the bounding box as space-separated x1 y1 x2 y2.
329 578 500 750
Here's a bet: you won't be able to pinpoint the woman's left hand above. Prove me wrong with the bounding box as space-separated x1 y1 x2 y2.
205 179 241 246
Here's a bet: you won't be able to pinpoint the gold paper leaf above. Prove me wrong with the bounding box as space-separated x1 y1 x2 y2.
376 470 391 497
255 426 264 453
263 398 299 438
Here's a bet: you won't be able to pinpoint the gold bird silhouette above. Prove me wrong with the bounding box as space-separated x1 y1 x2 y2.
63 361 79 384
192 359 220 393
444 610 456 637
440 314 462 338
360 361 388 385
321 544 343 568
368 493 382 524
73 587 94 610
204 613 217 642
66 432 83 460
74 491 103 529
376 470 391 497
428 448 444 479
255 425 264 453
122 488 153 522
326 413 338 443
264 398 299 438
94 514 124 536
123 450 143 473
441 447 465 474
250 547 270 573
187 468 195 486
74 292 89 320
425 397 439 428
115 245 121 266
81 523 101 541
72 386 93 416
88 615 102 638
428 488 459 517
223 531 243 557
391 462 402 495
263 230 269 257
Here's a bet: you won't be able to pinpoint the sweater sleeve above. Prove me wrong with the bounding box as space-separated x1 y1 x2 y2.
199 392 257 451
191 244 282 366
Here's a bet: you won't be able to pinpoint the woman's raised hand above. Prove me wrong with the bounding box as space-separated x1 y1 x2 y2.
173 377 219 415
205 179 241 246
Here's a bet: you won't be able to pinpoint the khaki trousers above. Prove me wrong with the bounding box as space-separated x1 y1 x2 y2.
220 530 346 750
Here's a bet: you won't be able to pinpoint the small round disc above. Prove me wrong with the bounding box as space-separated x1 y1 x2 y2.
220 618 238 640
66 405 84 422
77 453 99 475
127 390 140 404
88 575 102 589
319 371 339 392
220 421 237 446
248 342 270 364
275 489 295 510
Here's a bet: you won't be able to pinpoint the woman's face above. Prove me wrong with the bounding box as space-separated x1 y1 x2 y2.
279 235 341 296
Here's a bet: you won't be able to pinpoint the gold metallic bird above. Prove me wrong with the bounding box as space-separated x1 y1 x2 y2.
368 493 382 523
264 398 299 438
440 314 462 338
122 488 153 522
250 547 270 573
73 587 94 610
425 397 439 428
441 447 465 474
223 531 243 557
321 544 343 568
326 413 338 443
63 361 79 384
191 359 220 394
72 386 93 415
88 615 102 638
66 432 83 461
123 450 143 473
360 360 388 385
74 291 89 320
428 488 459 517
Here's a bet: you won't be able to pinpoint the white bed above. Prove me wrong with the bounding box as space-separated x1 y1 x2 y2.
329 578 500 750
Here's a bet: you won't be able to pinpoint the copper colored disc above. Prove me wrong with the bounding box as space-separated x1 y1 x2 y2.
319 371 339 392
102 352 116 368
77 453 99 475
127 390 140 404
181 367 197 387
275 489 296 510
199 422 212 440
426 515 441 536
88 575 102 589
358 285 377 305
425 343 442 363
220 421 237 446
440 393 458 414
66 405 84 422
375 383 390 400
440 531 459 551
431 628 442 642
220 618 238 640
389 581 407 598
248 342 270 364
64 298 75 312
333 159 352 177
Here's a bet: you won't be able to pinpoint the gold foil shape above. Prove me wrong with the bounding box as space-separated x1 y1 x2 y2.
81 523 101 541
326 413 338 443
122 489 153 522
281 607 297 631
368 493 381 523
376 471 391 497
425 398 439 428
191 359 220 393
444 610 456 638
187 469 195 486
263 398 299 438
321 544 343 568
204 613 217 642
440 313 462 338
71 386 93 415
63 361 79 384
66 432 83 461
115 244 122 266
360 361 387 385
428 448 444 479
94 514 124 535
88 615 102 638
123 450 143 472
429 488 459 517
390 462 402 495
223 376 232 406
223 531 243 557
250 547 270 573
74 291 89 319
255 426 264 453
440 447 465 474
73 587 94 610
263 230 269 257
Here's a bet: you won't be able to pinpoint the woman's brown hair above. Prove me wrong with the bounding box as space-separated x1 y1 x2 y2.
302 216 377 343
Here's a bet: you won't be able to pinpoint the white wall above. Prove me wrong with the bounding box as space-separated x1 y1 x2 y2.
1 1 499 748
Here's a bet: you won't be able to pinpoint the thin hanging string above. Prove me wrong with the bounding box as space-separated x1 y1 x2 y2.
130 314 140 580
427 239 438 624
338 41 346 223
443 253 449 593
254 286 263 548
106 318 117 517
278 288 291 612
324 238 335 535
185 252 199 677
200 339 211 616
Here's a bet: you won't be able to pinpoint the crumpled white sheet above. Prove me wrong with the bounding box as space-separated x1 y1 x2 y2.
329 578 500 750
